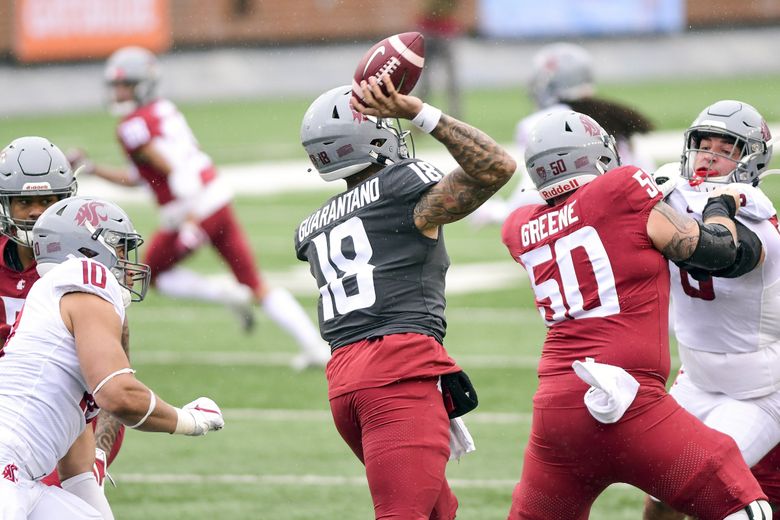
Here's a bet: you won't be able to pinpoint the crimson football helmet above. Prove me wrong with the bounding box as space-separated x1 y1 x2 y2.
525 110 620 201
0 136 78 247
681 100 772 190
300 85 409 182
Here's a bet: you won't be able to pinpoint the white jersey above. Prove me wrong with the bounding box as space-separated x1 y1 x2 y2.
667 182 780 398
0 258 124 479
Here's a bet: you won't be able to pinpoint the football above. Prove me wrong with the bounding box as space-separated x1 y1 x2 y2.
352 32 425 104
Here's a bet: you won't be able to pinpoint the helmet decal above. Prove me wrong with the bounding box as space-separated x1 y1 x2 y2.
75 201 109 227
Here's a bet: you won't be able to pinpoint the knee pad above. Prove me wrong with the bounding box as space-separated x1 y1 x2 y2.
723 500 772 519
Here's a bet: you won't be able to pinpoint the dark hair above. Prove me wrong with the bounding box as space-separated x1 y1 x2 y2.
566 97 654 139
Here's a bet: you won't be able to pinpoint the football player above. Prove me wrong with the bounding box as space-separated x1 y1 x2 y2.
643 101 780 519
501 110 771 519
295 77 516 519
471 42 656 225
0 136 126 492
68 46 330 370
0 195 225 520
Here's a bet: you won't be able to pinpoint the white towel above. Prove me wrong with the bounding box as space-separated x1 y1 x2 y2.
449 417 476 461
572 358 640 424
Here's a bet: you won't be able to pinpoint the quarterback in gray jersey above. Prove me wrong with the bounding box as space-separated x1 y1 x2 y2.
295 77 515 519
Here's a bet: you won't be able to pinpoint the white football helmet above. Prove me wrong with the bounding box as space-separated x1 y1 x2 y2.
681 99 772 191
525 110 620 201
528 43 595 109
32 196 150 303
0 136 78 247
104 46 160 116
300 85 409 182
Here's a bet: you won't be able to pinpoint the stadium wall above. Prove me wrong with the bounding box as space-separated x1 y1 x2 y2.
1 0 779 62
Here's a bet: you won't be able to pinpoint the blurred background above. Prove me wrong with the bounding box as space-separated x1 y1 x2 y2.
3 1 780 518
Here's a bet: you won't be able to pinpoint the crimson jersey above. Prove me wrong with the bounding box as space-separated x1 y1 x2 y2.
502 166 667 384
0 237 38 327
117 98 217 206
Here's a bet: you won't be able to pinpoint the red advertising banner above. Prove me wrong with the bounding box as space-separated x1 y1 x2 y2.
14 0 171 63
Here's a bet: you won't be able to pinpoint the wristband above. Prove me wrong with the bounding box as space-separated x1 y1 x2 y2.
173 407 196 435
411 103 442 134
702 194 738 220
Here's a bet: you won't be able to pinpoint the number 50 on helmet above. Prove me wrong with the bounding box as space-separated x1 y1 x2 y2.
525 110 620 201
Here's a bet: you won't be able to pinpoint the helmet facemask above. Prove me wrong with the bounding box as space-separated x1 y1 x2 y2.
0 188 77 247
84 223 151 303
33 197 151 305
0 136 78 247
680 100 772 191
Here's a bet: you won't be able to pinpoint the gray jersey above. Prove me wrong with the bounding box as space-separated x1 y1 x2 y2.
295 158 449 349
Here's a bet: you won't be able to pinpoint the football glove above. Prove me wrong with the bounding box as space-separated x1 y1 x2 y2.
175 397 225 436
650 162 682 199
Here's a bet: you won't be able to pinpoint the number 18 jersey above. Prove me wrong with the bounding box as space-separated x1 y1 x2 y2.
502 166 668 384
295 159 449 349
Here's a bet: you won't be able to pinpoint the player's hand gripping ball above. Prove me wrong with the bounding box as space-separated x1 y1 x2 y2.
352 32 425 105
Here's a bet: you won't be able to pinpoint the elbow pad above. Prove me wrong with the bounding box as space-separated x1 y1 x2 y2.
676 222 736 271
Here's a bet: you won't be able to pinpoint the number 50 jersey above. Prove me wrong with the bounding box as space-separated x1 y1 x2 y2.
295 159 450 349
502 166 669 384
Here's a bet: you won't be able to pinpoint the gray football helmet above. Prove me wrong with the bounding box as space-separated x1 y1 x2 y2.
525 111 620 201
32 196 150 303
528 43 595 109
104 46 160 116
0 136 78 247
300 85 409 182
681 100 772 189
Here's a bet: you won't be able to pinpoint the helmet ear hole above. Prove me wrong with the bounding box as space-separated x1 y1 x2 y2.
77 247 99 258
370 138 387 147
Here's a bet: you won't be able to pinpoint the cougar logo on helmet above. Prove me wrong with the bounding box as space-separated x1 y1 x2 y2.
580 115 601 137
75 201 109 227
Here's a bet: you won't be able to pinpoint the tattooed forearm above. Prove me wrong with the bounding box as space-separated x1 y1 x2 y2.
415 115 516 229
431 114 516 189
652 202 700 261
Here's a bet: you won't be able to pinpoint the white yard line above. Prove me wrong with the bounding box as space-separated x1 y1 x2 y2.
221 408 532 424
131 350 545 369
113 471 635 492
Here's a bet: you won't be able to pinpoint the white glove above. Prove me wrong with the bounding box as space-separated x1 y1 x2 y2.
650 162 682 199
174 397 225 436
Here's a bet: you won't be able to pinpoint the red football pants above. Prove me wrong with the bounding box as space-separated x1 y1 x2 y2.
508 380 766 520
144 204 262 293
752 446 780 508
330 377 458 520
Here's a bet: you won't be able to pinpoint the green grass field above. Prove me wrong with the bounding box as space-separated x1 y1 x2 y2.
5 75 780 518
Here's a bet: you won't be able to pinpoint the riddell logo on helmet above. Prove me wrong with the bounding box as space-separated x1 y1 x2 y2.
22 182 52 191
75 201 109 227
540 178 580 199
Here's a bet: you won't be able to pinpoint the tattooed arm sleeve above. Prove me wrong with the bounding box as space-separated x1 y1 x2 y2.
414 114 517 232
